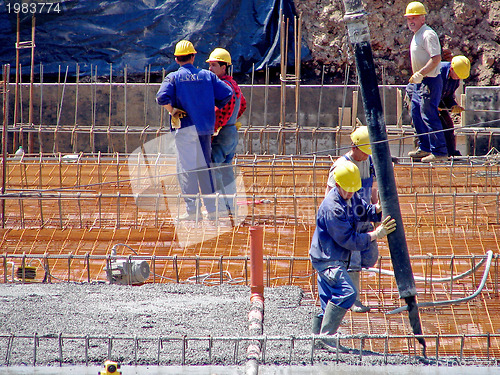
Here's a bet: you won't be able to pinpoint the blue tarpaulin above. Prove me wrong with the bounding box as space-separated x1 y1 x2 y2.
0 0 309 76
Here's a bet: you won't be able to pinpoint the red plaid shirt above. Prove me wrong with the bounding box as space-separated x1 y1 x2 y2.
214 75 247 133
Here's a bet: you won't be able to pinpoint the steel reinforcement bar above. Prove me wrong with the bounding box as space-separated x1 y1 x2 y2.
1 332 499 366
2 253 499 297
0 191 499 229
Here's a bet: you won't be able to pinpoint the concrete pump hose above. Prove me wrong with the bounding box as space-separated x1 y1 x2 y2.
367 252 489 283
386 250 494 315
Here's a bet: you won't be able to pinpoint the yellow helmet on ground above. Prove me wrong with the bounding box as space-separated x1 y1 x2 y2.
350 126 372 155
333 160 362 193
206 48 232 65
174 40 197 56
404 1 427 16
451 55 471 79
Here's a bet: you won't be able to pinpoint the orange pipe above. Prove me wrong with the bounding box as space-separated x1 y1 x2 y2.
249 226 264 302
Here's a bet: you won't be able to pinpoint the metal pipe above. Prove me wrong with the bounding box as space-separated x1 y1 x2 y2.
249 226 264 300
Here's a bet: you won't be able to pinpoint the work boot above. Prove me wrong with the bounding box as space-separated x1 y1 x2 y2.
317 302 350 353
348 271 370 313
408 149 430 159
312 314 322 334
421 154 448 163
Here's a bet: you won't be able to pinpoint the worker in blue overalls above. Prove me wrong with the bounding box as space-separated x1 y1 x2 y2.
311 160 396 352
325 126 378 313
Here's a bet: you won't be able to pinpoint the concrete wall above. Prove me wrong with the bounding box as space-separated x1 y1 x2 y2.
4 83 499 155
6 83 411 128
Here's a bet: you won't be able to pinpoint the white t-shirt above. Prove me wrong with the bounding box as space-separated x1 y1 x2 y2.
410 24 441 77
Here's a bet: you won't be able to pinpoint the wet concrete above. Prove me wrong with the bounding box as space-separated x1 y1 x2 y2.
0 283 497 368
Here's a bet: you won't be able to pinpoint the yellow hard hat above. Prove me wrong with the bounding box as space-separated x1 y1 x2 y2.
451 55 471 79
350 126 372 155
206 48 231 65
333 161 362 193
404 1 427 16
174 40 197 56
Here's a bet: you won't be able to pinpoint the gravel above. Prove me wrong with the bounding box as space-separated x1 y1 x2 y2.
0 283 449 367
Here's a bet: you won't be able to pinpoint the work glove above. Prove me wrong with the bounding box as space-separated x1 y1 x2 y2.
373 216 397 239
170 108 186 129
451 105 465 114
235 121 242 130
409 71 423 84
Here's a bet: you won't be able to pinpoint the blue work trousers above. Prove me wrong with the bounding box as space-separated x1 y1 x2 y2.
317 263 357 312
175 127 216 214
211 124 239 215
348 222 378 272
407 77 447 156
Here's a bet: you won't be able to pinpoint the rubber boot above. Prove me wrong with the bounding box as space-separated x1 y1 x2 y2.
348 271 370 313
312 314 322 334
318 301 350 353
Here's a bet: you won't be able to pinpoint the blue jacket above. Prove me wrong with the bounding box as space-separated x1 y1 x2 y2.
439 62 460 109
309 188 381 272
156 64 233 135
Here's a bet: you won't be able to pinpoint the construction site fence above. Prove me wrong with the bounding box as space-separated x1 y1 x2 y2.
1 332 499 367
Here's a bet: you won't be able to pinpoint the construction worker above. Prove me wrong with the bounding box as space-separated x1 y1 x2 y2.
405 1 448 163
206 48 247 218
325 126 378 313
438 55 471 157
156 40 233 221
310 161 396 352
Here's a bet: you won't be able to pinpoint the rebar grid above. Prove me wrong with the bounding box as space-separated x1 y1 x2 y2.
1 155 500 360
5 123 500 157
1 153 500 229
1 331 499 366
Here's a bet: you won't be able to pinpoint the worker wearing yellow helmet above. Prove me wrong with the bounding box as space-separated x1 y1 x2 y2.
405 2 449 163
205 47 247 219
310 160 396 352
437 55 471 157
325 125 379 313
156 40 233 222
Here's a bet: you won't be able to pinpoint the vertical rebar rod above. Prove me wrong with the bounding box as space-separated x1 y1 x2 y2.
14 14 20 140
74 64 79 127
107 336 112 359
58 333 63 366
85 252 90 282
116 192 121 229
1 65 9 228
248 64 254 128
124 66 128 130
28 16 35 153
85 335 89 366
108 64 113 153
264 64 269 126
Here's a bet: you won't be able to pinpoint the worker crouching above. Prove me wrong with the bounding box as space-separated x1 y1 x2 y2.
309 161 396 352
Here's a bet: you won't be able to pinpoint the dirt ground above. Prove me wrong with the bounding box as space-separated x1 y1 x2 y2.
295 0 500 86
0 283 439 367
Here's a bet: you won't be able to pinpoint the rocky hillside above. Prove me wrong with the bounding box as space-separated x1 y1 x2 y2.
295 0 500 85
